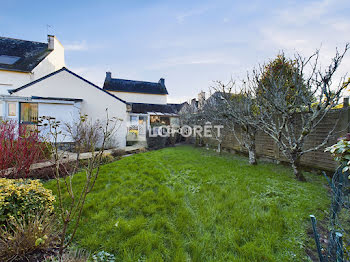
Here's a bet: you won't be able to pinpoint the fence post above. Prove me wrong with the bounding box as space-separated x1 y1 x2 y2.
310 215 325 262
335 232 343 262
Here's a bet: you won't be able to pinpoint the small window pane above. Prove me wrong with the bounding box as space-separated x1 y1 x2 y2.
20 103 38 123
8 102 16 116
130 115 138 124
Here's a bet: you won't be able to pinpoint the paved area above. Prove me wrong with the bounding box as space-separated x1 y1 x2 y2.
28 143 146 171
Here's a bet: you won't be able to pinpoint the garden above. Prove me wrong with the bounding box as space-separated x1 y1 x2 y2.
1 47 350 262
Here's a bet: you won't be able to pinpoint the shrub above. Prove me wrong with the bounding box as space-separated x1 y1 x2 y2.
326 133 350 173
0 178 55 224
111 149 126 158
146 130 167 150
0 120 50 178
100 154 115 164
0 211 58 262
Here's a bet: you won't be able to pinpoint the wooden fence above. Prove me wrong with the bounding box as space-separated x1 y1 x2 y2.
207 105 350 171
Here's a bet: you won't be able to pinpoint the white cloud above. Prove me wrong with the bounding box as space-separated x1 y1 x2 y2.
64 40 88 51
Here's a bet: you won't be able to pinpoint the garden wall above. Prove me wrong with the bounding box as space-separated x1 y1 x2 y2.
211 106 350 171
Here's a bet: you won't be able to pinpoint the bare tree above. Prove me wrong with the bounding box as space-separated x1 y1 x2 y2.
251 46 350 181
39 110 121 260
211 80 259 164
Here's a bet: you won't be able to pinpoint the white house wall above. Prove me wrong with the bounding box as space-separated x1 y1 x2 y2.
0 71 32 94
38 102 80 143
32 37 65 80
13 70 128 148
109 91 167 104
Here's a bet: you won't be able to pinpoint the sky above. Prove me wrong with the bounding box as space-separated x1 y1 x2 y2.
1 0 350 103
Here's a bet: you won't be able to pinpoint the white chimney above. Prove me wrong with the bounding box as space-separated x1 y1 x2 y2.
48 35 55 50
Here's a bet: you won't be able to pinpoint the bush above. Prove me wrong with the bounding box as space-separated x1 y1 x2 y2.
0 178 55 224
100 154 115 165
110 149 126 158
0 120 50 178
146 130 167 150
0 211 58 262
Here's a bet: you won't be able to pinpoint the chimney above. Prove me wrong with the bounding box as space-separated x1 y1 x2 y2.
48 35 55 50
191 98 197 107
158 78 165 86
106 72 112 81
198 91 206 109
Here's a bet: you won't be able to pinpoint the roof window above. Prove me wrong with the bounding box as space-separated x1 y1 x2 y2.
0 55 20 65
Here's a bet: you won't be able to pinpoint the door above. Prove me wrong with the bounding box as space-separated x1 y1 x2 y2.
20 102 38 132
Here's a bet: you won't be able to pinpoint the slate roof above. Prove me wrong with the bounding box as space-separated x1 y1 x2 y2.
0 37 52 72
130 103 185 114
104 78 168 95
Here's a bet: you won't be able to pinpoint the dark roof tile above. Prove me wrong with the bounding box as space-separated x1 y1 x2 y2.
103 77 168 95
0 37 52 72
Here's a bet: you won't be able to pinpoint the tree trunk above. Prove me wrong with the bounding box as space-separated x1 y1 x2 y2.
217 142 221 154
246 129 257 165
248 147 257 165
291 159 306 181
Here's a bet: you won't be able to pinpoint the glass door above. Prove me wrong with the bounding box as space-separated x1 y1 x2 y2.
20 102 38 132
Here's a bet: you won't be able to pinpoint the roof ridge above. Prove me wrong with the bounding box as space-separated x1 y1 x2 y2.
111 78 160 85
0 36 47 45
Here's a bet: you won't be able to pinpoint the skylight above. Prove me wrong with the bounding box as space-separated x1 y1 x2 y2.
0 55 20 65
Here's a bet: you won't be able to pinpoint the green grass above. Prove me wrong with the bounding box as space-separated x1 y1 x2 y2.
45 146 329 262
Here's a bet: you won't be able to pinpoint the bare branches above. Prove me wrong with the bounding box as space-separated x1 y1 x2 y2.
40 111 121 259
251 45 349 180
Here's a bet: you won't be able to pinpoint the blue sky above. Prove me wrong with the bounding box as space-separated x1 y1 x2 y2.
1 0 350 102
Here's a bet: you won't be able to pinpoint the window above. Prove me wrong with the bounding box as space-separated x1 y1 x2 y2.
8 102 16 116
130 115 138 124
20 103 38 123
0 55 20 65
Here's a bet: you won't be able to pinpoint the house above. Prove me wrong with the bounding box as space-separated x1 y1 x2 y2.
0 35 184 148
0 35 65 122
6 67 128 147
0 35 65 93
103 72 182 143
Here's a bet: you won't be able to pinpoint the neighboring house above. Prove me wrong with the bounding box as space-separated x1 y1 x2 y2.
103 72 183 142
178 91 206 115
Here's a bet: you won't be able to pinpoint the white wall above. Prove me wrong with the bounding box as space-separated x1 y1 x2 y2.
38 102 80 143
0 71 32 94
13 70 128 148
109 91 167 104
33 36 65 79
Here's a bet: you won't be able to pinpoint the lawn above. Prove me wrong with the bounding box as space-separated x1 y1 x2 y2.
45 146 329 262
